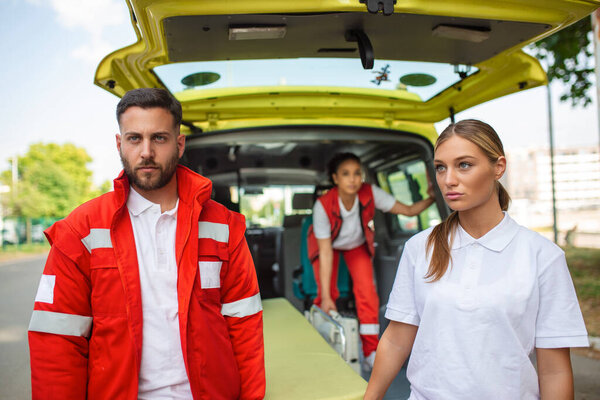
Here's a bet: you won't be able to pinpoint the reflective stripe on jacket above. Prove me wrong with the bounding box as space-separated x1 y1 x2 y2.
307 183 375 262
28 165 265 400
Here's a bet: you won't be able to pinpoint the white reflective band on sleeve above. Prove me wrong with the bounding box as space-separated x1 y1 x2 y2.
199 261 222 289
81 228 112 252
221 293 262 318
34 275 56 304
359 324 380 335
198 222 229 243
28 310 93 338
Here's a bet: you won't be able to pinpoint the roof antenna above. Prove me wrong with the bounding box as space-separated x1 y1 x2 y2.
346 29 374 70
453 64 472 79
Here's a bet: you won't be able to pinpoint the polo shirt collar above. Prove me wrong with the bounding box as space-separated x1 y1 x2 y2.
452 212 519 252
127 187 179 218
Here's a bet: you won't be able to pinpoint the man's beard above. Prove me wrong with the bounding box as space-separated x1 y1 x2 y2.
120 149 180 191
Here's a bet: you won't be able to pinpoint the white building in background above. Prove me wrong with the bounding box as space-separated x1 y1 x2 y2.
505 146 600 243
536 149 600 209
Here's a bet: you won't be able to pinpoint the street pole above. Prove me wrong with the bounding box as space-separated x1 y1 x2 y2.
10 155 19 246
546 82 559 244
11 155 17 188
593 11 600 157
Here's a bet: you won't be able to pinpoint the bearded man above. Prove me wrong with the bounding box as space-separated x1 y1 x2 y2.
28 88 265 400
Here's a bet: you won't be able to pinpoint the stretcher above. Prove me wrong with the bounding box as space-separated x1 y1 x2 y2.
307 305 361 374
263 298 367 399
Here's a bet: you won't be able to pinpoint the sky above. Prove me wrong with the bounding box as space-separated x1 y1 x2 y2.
1 0 599 186
0 0 135 186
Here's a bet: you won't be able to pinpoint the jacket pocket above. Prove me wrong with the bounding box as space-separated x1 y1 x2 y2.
89 249 126 316
196 241 229 304
198 261 222 289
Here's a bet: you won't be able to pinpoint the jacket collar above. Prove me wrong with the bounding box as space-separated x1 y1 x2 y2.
113 165 213 210
323 186 341 217
451 212 519 252
126 187 155 216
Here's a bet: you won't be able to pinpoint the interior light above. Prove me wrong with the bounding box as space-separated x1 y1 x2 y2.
181 72 221 88
229 26 286 40
400 73 437 87
432 24 490 43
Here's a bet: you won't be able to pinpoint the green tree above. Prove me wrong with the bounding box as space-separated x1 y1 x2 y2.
2 143 96 221
89 180 113 199
530 16 594 107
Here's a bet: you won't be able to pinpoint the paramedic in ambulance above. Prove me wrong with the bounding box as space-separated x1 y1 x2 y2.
28 88 265 400
307 152 435 370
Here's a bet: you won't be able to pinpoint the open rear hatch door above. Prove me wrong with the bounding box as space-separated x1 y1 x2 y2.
95 0 600 130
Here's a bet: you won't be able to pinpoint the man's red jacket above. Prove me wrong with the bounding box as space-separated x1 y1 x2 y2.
28 165 265 399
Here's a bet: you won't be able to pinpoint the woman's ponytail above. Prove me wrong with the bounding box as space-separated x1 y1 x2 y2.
498 182 510 211
425 211 459 282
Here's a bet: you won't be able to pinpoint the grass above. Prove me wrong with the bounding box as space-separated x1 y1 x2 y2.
0 242 50 262
565 247 600 337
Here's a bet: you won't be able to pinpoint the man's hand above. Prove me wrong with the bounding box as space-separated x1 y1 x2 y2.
320 297 337 315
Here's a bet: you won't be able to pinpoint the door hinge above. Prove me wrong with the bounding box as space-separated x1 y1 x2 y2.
360 0 396 16
384 111 395 127
207 113 219 130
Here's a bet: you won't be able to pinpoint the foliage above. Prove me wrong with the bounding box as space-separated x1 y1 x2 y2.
2 143 96 219
530 16 595 107
0 242 50 255
566 246 600 299
90 180 113 199
564 246 600 336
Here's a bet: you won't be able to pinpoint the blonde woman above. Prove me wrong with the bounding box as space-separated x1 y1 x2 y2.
364 120 588 399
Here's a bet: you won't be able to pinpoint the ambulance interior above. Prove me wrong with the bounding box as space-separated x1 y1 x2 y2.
181 125 446 327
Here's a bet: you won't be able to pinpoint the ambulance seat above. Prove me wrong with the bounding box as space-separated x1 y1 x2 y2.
293 214 352 310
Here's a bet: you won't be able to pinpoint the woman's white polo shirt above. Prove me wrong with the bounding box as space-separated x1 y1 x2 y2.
386 213 588 400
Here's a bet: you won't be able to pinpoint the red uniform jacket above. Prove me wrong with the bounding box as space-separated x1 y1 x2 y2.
28 165 265 400
307 183 375 262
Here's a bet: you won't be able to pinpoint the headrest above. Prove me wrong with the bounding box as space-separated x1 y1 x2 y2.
292 192 314 210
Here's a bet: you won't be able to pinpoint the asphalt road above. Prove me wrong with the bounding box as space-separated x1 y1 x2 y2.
1 255 599 399
0 254 46 400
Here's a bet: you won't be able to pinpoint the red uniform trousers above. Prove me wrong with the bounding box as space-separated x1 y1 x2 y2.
313 244 379 356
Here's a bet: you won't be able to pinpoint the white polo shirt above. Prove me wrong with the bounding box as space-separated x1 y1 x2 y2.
127 188 193 399
312 184 396 250
386 213 588 400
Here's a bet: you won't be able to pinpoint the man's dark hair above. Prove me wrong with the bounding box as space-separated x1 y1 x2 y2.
116 88 182 127
327 152 362 185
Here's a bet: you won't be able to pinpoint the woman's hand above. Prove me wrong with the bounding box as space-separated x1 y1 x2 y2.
317 237 337 314
320 297 337 314
426 173 436 199
536 347 574 399
389 174 436 217
364 321 417 400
